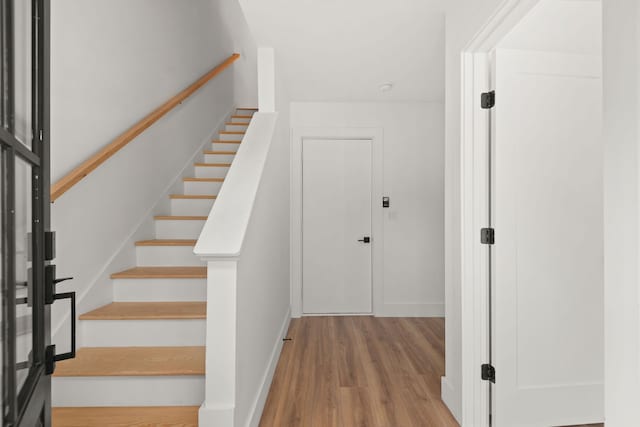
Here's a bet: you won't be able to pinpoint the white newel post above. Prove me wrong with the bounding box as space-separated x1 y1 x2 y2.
198 258 238 426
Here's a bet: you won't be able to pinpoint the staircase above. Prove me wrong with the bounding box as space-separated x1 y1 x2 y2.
51 108 257 427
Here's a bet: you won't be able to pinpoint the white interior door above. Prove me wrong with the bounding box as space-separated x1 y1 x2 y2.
492 49 604 426
302 139 372 314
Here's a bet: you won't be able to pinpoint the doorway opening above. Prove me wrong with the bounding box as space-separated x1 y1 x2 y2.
461 1 604 426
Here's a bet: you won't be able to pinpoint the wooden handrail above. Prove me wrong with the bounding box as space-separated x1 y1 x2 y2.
51 53 241 202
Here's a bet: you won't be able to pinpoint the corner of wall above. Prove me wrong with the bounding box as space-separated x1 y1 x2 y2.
441 375 462 424
245 306 291 427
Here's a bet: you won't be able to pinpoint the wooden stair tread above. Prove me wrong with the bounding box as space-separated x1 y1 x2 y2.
154 215 207 220
226 122 248 126
203 150 236 155
194 163 232 167
135 239 196 246
111 266 206 279
170 194 216 199
236 107 258 111
183 177 224 182
52 406 199 427
80 302 206 320
53 346 205 377
219 131 245 135
212 139 242 144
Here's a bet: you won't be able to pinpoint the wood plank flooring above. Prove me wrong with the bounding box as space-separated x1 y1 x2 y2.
260 316 604 427
260 317 459 427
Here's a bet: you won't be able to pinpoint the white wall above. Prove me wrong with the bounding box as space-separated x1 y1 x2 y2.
443 0 505 420
50 0 257 347
499 0 602 55
51 0 257 180
603 0 640 425
235 114 290 427
290 102 445 317
215 0 259 107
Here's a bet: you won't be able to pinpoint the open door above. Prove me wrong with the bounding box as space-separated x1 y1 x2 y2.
0 1 71 425
491 48 604 426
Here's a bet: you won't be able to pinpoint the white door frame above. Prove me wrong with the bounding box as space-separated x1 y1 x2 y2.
290 127 384 318
459 0 544 425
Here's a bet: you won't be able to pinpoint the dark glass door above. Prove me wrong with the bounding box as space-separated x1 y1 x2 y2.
1 0 53 425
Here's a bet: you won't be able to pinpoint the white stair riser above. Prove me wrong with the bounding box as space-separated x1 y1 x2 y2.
218 133 244 142
114 278 206 302
170 198 214 216
195 166 229 179
52 377 204 406
183 181 223 195
225 124 248 132
136 245 204 266
155 219 205 239
204 153 235 163
231 117 251 124
235 110 256 117
81 319 205 347
211 142 240 152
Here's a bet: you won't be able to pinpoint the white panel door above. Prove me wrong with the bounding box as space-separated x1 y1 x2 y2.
493 49 604 426
302 139 372 314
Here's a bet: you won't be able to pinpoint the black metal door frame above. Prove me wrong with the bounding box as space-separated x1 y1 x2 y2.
1 0 52 425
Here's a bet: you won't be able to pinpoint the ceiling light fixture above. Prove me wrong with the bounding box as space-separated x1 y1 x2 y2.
379 82 394 92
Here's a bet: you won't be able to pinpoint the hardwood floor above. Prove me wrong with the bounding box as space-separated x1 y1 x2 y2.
260 316 605 427
260 316 459 427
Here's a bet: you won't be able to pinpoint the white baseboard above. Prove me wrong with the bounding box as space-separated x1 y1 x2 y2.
377 303 444 317
199 403 234 427
441 376 462 425
246 306 292 427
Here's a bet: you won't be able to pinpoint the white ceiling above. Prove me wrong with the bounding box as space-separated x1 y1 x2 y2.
499 0 602 55
238 0 446 102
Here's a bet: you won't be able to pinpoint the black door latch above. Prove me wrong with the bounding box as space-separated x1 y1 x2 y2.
44 265 76 374
358 237 371 243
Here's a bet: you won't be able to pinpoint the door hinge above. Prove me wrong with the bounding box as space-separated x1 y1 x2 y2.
481 228 495 245
481 91 495 109
481 363 496 383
